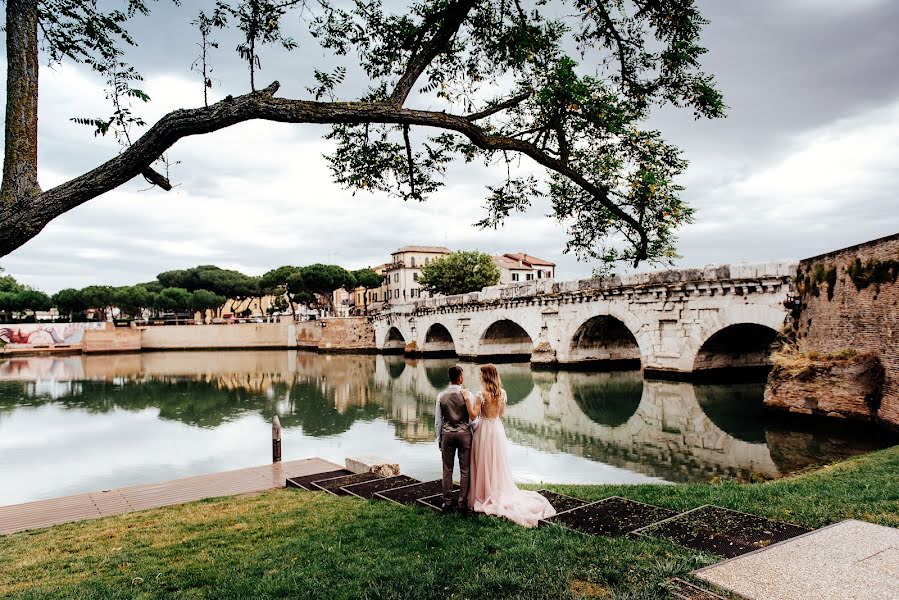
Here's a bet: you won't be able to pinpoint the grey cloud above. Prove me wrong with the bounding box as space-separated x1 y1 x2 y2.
2 1 899 290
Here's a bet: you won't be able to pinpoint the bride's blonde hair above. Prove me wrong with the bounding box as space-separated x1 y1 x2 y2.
479 364 502 402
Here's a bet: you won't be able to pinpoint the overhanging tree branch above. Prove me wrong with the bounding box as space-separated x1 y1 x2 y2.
389 0 476 106
1 80 648 259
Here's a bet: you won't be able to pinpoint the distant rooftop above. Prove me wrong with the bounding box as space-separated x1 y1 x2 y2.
502 253 556 267
492 255 533 270
391 245 451 255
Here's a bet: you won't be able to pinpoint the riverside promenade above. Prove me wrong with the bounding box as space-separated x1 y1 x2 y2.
0 457 339 535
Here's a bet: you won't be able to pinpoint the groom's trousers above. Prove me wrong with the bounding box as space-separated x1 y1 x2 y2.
440 430 471 505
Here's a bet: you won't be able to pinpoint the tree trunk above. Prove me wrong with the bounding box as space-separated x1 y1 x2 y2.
2 0 41 205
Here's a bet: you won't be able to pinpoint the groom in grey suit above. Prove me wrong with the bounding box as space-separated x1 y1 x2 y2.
435 364 476 510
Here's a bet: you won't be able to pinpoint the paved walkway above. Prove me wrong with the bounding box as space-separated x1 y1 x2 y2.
0 457 340 535
694 519 899 600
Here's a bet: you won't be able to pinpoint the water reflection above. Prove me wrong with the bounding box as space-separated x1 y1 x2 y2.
0 351 893 505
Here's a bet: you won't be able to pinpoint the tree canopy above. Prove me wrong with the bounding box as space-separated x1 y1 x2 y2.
352 268 384 290
1 0 723 268
418 250 500 296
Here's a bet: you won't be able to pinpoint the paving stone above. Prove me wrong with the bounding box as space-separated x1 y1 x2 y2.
340 475 420 499
694 519 899 600
634 505 810 558
375 480 455 505
539 496 676 537
307 472 382 496
286 469 352 490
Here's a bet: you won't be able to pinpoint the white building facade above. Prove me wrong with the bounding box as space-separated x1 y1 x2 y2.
385 246 450 304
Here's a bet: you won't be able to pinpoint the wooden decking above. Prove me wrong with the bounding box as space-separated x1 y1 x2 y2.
0 457 340 535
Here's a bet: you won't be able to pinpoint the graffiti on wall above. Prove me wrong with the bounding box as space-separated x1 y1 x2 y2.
0 323 107 345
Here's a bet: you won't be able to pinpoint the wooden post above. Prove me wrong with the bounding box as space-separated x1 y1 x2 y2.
272 415 282 463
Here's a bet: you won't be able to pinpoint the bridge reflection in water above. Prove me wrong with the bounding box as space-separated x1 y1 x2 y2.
0 351 892 504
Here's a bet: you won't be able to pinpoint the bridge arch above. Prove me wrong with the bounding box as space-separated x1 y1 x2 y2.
567 315 643 368
693 323 778 372
477 318 535 359
382 326 407 353
688 305 786 373
422 323 457 356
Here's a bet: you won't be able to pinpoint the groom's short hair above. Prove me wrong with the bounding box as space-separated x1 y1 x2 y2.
447 365 463 384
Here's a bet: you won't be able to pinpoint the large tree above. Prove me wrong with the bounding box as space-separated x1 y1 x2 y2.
1 1 723 265
260 265 303 320
300 264 355 315
418 250 500 296
51 288 86 321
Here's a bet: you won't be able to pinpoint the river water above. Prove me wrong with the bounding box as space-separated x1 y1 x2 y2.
0 350 893 506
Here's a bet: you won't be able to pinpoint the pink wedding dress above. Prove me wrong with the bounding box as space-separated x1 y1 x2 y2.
467 389 556 527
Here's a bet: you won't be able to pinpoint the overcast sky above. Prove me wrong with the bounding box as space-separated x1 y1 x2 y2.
1 0 898 293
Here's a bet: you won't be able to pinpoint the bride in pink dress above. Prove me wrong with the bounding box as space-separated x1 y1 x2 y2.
466 364 556 527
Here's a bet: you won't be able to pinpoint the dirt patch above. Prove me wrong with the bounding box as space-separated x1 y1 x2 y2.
540 496 675 537
569 578 611 598
286 469 352 490
341 475 420 499
635 506 810 558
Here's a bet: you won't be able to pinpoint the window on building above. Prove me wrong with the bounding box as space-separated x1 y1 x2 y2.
410 257 416 267
526 273 534 281
413 272 418 281
394 273 399 283
425 257 430 265
512 273 519 282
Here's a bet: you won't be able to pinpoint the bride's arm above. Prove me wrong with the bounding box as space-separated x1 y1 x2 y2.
500 389 507 417
465 391 481 419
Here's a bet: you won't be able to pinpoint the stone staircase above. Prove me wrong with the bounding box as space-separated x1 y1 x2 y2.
286 467 814 599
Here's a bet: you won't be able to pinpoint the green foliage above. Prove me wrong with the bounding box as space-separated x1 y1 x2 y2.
846 256 899 292
51 288 86 317
300 264 356 296
259 265 301 294
417 251 500 296
157 265 260 299
30 0 726 267
113 285 150 318
190 289 227 314
313 0 724 266
157 287 192 311
351 268 383 289
79 285 116 317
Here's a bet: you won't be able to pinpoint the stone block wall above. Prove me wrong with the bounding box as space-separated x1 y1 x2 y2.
794 233 899 428
140 323 297 350
295 317 375 351
83 327 142 353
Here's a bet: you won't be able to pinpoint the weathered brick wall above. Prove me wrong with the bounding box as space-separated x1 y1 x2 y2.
295 317 375 351
795 233 899 428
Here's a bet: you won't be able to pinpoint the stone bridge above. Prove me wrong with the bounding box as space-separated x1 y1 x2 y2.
371 262 796 374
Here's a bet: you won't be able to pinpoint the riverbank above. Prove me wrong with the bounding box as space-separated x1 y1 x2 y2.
1 445 895 599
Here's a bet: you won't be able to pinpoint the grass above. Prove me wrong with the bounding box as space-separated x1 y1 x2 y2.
1 446 896 600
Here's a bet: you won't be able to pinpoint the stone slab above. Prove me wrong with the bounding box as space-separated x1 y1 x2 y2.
694 519 899 600
345 455 400 477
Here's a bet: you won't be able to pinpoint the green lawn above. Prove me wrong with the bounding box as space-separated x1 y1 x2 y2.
1 446 896 600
